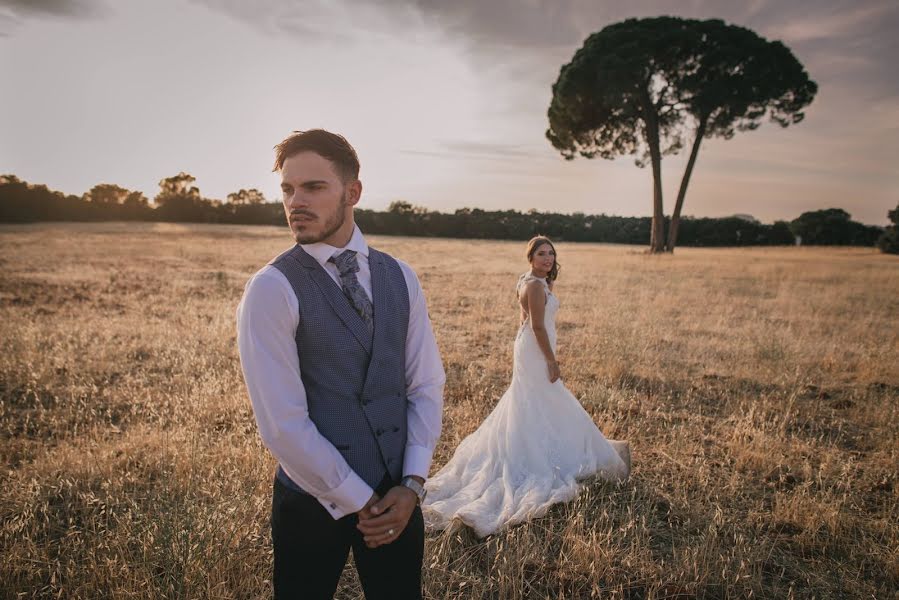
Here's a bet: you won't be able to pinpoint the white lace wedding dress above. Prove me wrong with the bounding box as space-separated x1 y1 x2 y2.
422 274 629 538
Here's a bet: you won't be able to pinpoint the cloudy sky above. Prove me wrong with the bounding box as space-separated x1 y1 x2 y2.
1 0 896 224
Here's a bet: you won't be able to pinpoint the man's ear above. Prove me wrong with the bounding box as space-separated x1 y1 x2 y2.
346 179 362 207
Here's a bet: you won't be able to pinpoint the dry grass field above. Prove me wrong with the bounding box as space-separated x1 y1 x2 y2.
1 222 897 599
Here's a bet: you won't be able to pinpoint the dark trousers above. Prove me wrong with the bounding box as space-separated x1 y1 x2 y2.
271 475 424 600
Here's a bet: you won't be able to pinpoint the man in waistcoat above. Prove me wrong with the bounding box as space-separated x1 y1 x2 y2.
237 129 445 599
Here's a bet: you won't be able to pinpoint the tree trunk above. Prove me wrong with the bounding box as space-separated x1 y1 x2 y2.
641 90 666 253
666 118 706 253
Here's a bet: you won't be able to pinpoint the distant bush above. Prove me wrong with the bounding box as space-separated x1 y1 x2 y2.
876 203 899 254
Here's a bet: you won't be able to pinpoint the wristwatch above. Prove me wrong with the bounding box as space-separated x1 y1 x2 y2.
400 476 427 505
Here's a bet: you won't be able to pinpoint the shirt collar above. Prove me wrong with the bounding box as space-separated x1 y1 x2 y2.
300 224 369 267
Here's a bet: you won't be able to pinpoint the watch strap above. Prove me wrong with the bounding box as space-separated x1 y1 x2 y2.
400 476 426 504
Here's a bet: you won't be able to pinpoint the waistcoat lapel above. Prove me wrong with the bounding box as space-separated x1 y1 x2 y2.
364 249 388 386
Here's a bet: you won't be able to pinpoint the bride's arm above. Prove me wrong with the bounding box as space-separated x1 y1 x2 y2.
523 280 561 382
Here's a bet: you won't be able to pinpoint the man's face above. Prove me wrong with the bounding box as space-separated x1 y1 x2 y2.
280 151 360 246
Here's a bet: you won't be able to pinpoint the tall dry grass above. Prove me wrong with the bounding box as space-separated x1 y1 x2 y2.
1 222 897 599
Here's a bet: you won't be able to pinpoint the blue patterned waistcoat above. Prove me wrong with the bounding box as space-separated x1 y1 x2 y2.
270 244 410 494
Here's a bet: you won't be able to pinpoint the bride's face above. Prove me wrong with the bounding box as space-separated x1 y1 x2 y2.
530 243 556 275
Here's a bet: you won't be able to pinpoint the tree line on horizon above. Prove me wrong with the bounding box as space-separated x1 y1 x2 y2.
1 173 893 251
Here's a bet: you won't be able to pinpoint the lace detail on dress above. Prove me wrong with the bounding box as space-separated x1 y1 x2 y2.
516 273 550 297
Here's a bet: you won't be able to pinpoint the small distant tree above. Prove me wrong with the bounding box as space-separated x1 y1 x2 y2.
790 208 881 246
876 203 899 254
226 188 267 205
154 172 212 221
84 183 131 206
388 200 415 214
121 190 150 220
154 172 201 207
768 220 796 245
385 200 429 235
83 183 150 220
790 208 850 245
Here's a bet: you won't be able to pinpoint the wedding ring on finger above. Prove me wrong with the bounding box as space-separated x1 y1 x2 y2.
387 528 395 537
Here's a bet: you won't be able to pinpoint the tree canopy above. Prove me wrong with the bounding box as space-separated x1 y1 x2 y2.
547 16 817 253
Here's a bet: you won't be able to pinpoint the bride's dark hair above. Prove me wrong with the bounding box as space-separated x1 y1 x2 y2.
526 235 560 283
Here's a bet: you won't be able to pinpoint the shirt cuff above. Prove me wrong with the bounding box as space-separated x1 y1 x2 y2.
315 471 374 520
403 444 434 480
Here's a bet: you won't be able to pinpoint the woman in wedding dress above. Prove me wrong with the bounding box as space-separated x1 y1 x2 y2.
422 236 630 538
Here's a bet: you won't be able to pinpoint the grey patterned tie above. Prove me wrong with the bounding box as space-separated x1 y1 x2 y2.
329 250 374 332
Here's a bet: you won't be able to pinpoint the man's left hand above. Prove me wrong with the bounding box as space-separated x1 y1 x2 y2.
356 485 418 548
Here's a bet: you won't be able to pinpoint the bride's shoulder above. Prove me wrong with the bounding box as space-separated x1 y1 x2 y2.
516 272 532 293
517 273 547 295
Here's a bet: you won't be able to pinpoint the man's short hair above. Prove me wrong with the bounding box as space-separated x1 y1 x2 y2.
273 129 360 183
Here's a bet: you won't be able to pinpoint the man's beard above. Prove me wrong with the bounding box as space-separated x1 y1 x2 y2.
291 191 348 244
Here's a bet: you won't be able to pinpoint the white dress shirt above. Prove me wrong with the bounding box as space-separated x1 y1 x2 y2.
237 225 445 519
